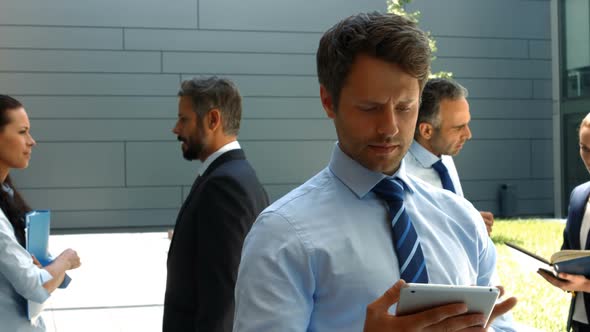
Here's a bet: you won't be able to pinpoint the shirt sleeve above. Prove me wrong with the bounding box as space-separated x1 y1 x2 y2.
476 225 516 332
0 213 50 304
233 211 315 332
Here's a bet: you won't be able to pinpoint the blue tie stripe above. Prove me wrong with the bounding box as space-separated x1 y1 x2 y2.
372 177 429 284
395 218 412 249
399 240 420 273
391 205 404 228
411 262 427 283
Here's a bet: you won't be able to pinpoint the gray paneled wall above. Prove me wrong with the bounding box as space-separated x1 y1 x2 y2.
1 0 551 231
1 0 384 231
408 0 553 216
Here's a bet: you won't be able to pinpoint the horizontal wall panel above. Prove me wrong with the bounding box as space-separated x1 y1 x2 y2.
408 0 549 39
0 73 179 96
532 140 553 178
19 96 176 119
529 40 551 59
457 79 532 99
51 209 178 230
517 199 554 216
240 119 335 140
126 142 199 186
243 141 334 183
434 37 528 58
472 198 553 216
199 0 385 32
0 0 197 28
462 179 553 201
469 119 552 139
433 58 551 79
32 119 174 141
21 96 326 119
0 27 122 49
0 50 161 73
243 97 324 118
11 143 125 188
164 52 315 75
454 140 531 180
534 80 552 99
468 99 551 119
21 187 182 210
31 119 333 141
125 29 321 53
181 75 319 97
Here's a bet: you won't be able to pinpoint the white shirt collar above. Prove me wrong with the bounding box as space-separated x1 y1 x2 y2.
409 140 441 168
199 141 241 175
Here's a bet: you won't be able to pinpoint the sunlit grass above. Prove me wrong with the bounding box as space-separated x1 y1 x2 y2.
493 219 571 332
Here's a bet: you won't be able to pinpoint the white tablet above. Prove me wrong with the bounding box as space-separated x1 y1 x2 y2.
396 283 500 327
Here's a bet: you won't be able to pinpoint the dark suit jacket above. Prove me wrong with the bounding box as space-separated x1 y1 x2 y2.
163 149 269 332
563 181 590 330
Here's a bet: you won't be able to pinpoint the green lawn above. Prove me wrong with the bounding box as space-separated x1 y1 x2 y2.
492 219 571 332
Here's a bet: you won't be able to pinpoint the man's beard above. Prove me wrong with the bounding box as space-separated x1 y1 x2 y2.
178 135 204 161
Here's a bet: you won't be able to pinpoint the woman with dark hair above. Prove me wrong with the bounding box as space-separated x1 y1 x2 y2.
0 95 81 331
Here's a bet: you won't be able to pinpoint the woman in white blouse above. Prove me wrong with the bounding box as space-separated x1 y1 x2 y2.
0 95 81 331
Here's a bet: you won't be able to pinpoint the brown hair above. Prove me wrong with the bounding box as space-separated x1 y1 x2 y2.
316 12 431 111
0 95 32 247
178 76 242 136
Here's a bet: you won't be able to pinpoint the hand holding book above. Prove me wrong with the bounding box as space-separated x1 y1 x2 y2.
506 241 590 292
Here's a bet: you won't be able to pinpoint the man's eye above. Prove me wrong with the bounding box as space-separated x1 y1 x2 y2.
360 106 378 112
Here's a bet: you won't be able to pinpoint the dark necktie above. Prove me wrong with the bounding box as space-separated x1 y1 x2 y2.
432 160 456 194
372 178 429 283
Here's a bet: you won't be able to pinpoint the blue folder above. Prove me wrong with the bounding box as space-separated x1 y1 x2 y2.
25 210 71 321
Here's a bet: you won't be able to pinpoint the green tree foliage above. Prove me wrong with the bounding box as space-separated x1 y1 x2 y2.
387 0 452 78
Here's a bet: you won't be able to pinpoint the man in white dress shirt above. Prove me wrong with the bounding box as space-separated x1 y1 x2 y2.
403 78 494 234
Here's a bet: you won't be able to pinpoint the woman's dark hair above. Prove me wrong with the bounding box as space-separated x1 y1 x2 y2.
0 95 32 246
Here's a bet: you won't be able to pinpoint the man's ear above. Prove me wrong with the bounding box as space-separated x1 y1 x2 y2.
418 122 434 140
320 85 336 119
206 108 222 132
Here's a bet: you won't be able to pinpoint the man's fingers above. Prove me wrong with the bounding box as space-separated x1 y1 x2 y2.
368 279 405 312
425 313 486 332
409 302 468 328
487 297 517 327
558 273 579 282
538 269 567 287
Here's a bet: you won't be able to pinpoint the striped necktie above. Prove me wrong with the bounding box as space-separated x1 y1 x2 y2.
372 177 429 283
432 160 456 194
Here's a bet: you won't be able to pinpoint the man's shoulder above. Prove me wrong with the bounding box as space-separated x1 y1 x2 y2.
259 168 337 219
572 181 590 198
407 174 477 215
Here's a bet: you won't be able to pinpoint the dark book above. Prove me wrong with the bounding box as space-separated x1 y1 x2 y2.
505 241 590 278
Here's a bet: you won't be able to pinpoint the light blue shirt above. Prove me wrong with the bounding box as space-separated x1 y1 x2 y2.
0 209 51 331
404 140 464 197
234 144 514 332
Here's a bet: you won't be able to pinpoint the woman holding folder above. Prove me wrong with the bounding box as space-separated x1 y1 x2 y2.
0 95 81 331
539 113 590 332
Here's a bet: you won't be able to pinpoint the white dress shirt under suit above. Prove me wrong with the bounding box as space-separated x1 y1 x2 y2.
404 140 464 197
